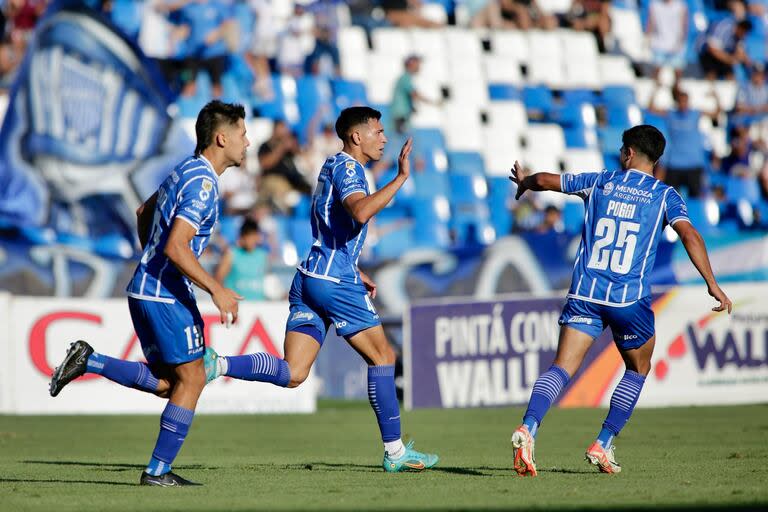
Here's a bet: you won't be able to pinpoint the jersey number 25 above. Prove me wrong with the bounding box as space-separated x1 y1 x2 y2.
587 218 641 275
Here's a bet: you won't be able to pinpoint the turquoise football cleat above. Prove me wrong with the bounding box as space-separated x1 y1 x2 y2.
382 440 439 472
203 347 222 383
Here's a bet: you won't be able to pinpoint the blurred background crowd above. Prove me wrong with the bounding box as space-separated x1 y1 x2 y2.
2 0 768 299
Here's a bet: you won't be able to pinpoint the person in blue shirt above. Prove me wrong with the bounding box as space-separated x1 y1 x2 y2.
215 217 270 301
49 101 249 486
508 125 732 476
649 85 720 198
206 106 440 473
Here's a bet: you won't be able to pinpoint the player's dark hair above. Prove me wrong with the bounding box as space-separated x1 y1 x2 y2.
195 100 246 157
239 218 260 237
622 125 666 163
335 106 381 140
737 19 753 33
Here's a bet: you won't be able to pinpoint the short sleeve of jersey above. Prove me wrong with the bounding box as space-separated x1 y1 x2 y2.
334 159 368 202
176 175 217 230
664 187 690 226
560 172 599 198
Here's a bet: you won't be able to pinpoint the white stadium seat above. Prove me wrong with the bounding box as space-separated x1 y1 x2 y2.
409 29 445 57
411 104 443 128
524 123 566 155
371 27 411 59
491 30 529 65
445 28 483 60
713 80 738 111
340 53 367 81
633 77 656 108
449 79 489 108
365 53 401 104
522 151 561 174
484 55 523 85
562 149 606 174
528 31 565 87
420 2 448 25
610 7 648 62
483 146 519 176
562 31 601 89
444 105 484 151
486 100 528 134
338 26 368 56
538 0 573 14
599 55 636 86
679 79 718 112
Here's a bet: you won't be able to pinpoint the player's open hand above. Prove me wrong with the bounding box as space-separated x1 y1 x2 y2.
213 286 243 325
708 285 732 314
397 137 413 181
509 160 530 199
359 270 377 299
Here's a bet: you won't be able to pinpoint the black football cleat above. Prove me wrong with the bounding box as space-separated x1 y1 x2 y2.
139 471 202 487
49 340 94 397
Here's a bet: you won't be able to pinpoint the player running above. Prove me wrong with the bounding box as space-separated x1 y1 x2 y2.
508 125 732 476
49 101 248 486
205 106 439 472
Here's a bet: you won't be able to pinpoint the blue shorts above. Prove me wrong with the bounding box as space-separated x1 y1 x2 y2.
558 297 655 351
285 271 381 343
128 297 206 365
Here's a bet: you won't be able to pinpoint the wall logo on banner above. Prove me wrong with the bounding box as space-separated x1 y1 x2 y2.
432 304 560 408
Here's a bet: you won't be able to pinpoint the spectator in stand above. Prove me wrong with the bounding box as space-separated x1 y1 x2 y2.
303 23 340 77
471 0 557 30
390 54 440 134
215 218 270 301
246 0 277 100
381 0 443 28
735 63 768 116
721 127 754 177
299 107 343 184
535 205 563 234
649 84 721 198
276 2 315 76
172 0 236 99
257 120 312 212
561 0 612 53
646 0 689 82
699 0 752 80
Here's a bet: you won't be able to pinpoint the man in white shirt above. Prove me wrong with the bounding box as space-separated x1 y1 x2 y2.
646 0 689 82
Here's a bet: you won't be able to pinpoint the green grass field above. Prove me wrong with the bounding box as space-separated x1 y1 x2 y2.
1 402 767 511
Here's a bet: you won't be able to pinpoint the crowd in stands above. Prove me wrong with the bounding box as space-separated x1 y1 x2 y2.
2 0 768 295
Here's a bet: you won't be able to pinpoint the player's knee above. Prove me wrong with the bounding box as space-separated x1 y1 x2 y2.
371 344 396 366
287 368 309 388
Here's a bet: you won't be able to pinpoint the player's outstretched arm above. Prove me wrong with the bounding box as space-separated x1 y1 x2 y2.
136 192 158 250
344 138 413 224
673 220 732 313
509 160 562 199
164 219 243 324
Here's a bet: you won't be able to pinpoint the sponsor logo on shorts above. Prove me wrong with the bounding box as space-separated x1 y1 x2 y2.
569 316 593 325
620 334 638 340
291 311 314 322
335 321 348 329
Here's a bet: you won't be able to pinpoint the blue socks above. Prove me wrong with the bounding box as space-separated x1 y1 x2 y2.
368 365 401 442
146 403 195 476
522 365 570 438
86 352 159 393
598 370 646 448
223 353 291 387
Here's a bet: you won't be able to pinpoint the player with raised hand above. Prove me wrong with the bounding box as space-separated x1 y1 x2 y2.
206 106 440 472
508 125 731 476
48 101 249 486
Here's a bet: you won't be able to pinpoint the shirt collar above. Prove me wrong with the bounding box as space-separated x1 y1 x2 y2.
197 154 218 181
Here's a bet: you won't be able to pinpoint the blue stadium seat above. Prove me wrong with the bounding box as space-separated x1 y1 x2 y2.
550 102 588 127
296 76 334 144
598 126 625 154
564 126 591 148
686 198 719 233
523 86 554 118
561 89 598 105
725 175 761 205
562 200 585 235
487 176 514 236
602 86 635 108
331 79 368 113
288 218 314 257
412 128 446 151
447 151 484 175
489 84 522 101
412 170 450 198
411 197 451 248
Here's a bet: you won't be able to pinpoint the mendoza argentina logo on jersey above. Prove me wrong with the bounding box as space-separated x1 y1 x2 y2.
0 0 191 245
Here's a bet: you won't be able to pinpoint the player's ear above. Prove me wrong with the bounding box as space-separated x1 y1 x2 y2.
216 131 226 148
351 130 361 146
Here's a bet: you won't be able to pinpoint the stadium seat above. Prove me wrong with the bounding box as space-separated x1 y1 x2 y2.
713 80 738 112
522 86 554 119
365 53 401 104
484 55 524 85
490 30 529 65
527 31 565 88
487 176 514 236
524 124 566 155
602 86 636 108
338 26 369 81
448 151 485 176
443 106 484 151
522 151 561 174
678 79 718 113
373 218 415 260
331 79 368 112
411 196 452 248
562 198 586 234
606 104 643 129
561 89 599 106
538 0 573 14
561 31 601 89
371 27 411 59
487 100 528 134
296 76 333 143
564 126 598 149
445 28 483 60
610 7 647 62
599 55 636 86
562 148 605 173
488 84 522 101
726 176 761 205
449 79 489 108
686 198 720 233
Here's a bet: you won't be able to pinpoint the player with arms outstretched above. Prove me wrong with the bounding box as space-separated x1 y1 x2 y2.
49 101 248 486
509 125 732 476
206 106 439 472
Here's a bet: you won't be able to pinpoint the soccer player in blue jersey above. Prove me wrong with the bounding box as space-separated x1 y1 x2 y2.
48 101 249 486
508 125 732 476
206 106 439 472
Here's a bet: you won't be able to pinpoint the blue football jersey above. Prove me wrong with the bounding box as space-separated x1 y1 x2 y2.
127 155 220 303
561 169 690 306
298 152 369 284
